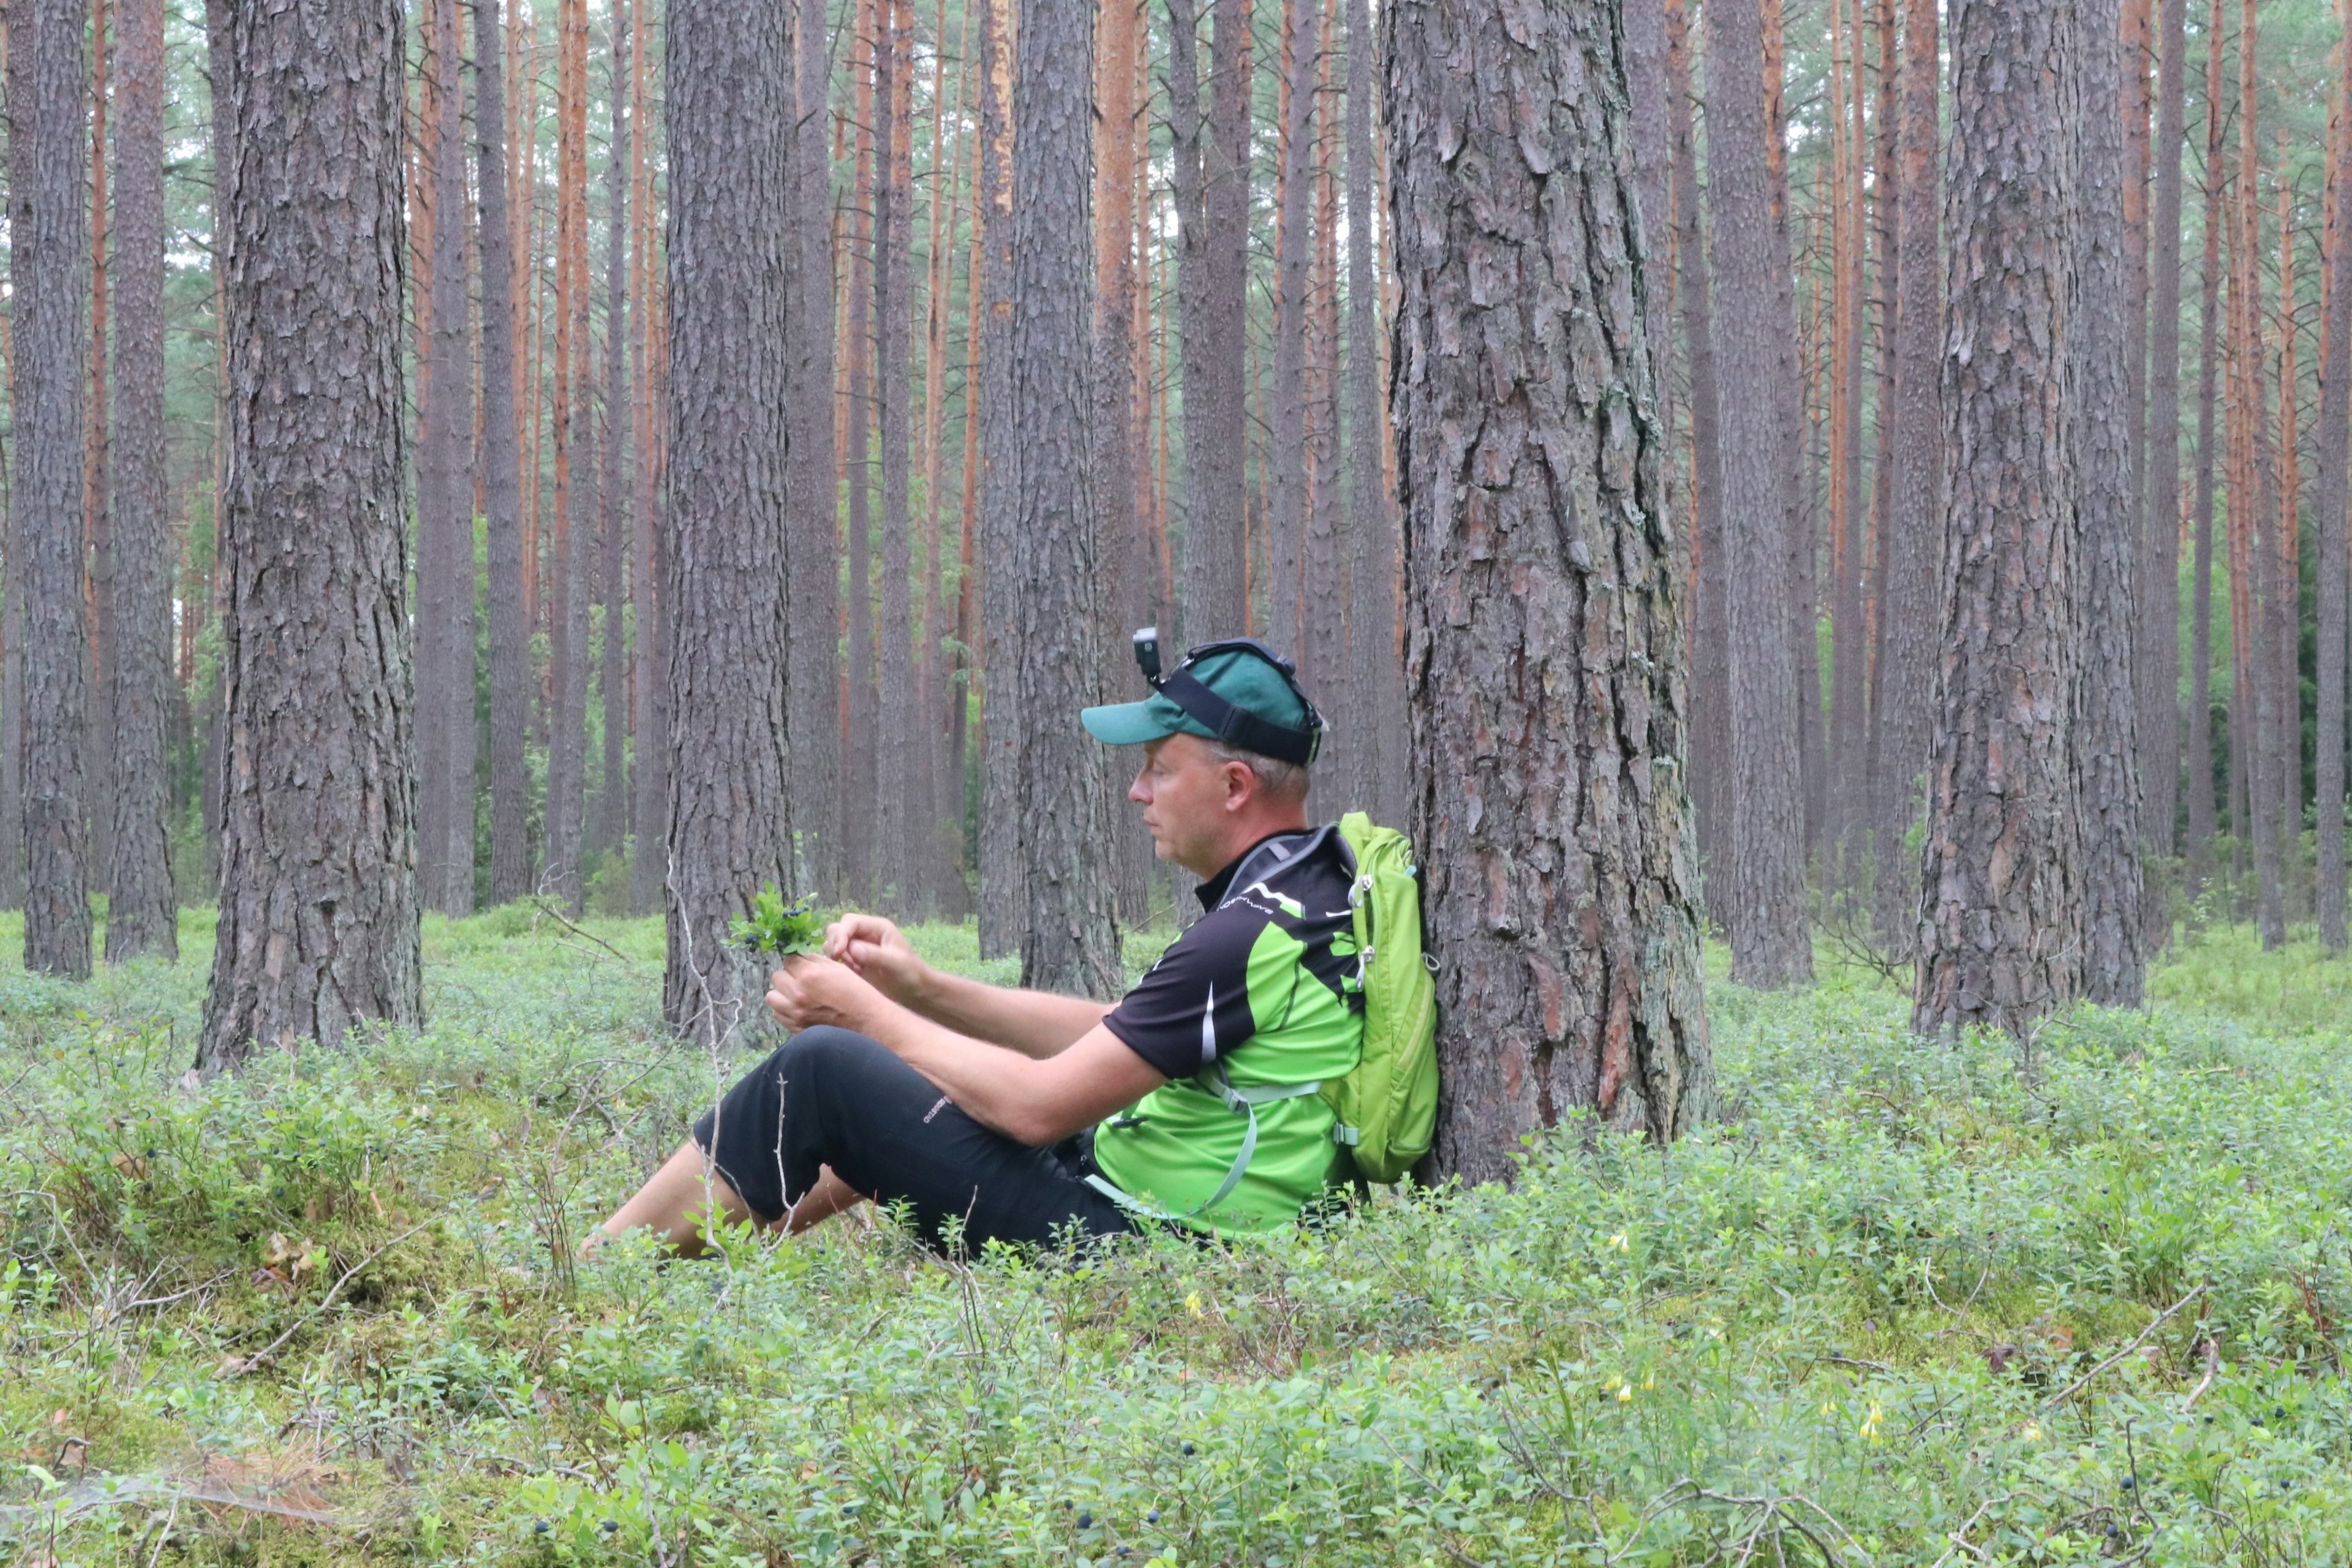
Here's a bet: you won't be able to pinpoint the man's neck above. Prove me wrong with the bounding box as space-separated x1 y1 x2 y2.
1188 814 1311 882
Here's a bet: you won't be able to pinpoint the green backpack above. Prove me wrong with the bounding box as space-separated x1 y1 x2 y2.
1326 812 1440 1183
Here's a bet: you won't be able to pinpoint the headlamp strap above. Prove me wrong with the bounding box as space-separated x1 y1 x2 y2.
1158 666 1321 766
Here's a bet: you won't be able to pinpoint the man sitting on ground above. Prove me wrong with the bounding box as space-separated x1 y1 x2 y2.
594 638 1365 1251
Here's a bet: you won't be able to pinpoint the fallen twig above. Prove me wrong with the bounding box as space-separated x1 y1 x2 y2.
2182 1335 2222 1411
230 1221 435 1374
2041 1285 2207 1412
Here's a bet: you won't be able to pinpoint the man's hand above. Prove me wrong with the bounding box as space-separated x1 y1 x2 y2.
767 955 883 1035
823 912 931 1006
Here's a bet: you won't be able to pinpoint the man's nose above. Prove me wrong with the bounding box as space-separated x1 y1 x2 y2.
1128 771 1150 803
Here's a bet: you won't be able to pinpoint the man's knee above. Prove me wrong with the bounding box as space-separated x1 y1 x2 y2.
771 1025 884 1090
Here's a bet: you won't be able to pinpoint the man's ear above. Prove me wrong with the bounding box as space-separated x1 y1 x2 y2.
1221 758 1256 813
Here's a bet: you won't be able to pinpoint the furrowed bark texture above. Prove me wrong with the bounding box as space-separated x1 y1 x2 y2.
546 0 592 912
1389 0 1714 1183
2185 0 2222 872
200 0 420 1067
107 0 176 962
877 0 923 916
598 0 633 879
976 0 1023 957
1870 0 1939 952
1912 0 2083 1038
1011 0 1122 997
2140 0 2187 916
478 0 532 905
1266 0 1317 658
786 0 842 900
428 0 477 914
662 0 796 1043
1343 0 1404 826
1700 0 1809 985
843 2 878 902
2318 0 2352 952
1182 0 1251 640
2073 0 2144 1006
12 0 93 978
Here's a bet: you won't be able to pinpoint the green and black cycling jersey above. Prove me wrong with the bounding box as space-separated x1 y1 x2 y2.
1094 825 1365 1233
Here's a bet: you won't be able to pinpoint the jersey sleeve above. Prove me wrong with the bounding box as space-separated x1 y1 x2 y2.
1101 913 1261 1080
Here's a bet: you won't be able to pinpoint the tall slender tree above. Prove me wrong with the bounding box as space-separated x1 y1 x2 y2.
976 0 1023 955
597 0 634 878
662 0 795 1041
2237 0 2284 947
1913 0 2082 1038
1341 0 1400 826
630 0 667 917
480 0 532 905
2185 0 2224 875
2141 0 2187 924
424 0 477 914
2317 0 2352 952
2075 0 2146 1005
1265 0 1317 658
843 0 879 900
1181 0 1251 641
105 0 175 961
201 0 419 1066
85 0 113 892
876 0 924 914
1389 0 1713 1178
1010 0 1121 995
1703 0 1811 985
12 0 94 979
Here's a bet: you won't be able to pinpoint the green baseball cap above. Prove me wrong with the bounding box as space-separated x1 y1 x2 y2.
1081 633 1324 764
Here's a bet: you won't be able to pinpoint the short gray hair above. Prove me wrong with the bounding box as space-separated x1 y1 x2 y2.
1206 738 1308 799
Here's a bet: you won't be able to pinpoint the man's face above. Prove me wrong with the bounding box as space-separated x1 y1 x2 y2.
1129 734 1240 869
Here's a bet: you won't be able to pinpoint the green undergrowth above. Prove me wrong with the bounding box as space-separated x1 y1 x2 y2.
2 910 2350 1564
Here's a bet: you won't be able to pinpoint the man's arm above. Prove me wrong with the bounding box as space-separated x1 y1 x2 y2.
768 959 1163 1144
823 912 1112 1058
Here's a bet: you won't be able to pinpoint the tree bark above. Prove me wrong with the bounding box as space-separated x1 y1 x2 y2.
478 0 531 907
843 0 878 902
663 0 796 1042
1011 0 1121 996
1702 0 1811 985
2318 0 2352 952
200 0 419 1066
1180 0 1250 641
597 0 633 887
1870 0 1940 954
786 0 842 902
2238 0 2283 948
1389 0 1713 1180
1826 0 1867 883
876 0 924 916
1913 0 2084 1038
1265 0 1317 659
1665 0 1726 881
105 0 175 960
1342 0 1401 824
629 12 666 918
425 0 477 915
544 0 592 911
2074 0 2145 1006
85 0 113 900
12 0 94 978
2185 0 2223 878
2140 0 2186 925
976 0 1023 956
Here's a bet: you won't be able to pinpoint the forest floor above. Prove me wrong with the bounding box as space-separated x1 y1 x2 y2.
2 909 2350 1566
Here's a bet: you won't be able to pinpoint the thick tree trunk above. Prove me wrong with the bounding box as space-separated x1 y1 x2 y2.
2318 0 2352 952
1870 0 1939 954
1665 0 1727 881
1265 0 1317 658
1912 0 2083 1038
597 0 633 886
976 0 1023 956
12 0 94 979
1011 0 1121 996
2074 0 2145 1006
478 0 531 906
200 0 418 1066
2141 0 2186 927
629 19 666 919
785 0 842 902
105 0 175 961
1341 0 1402 826
2185 0 2223 877
86 0 113 901
1702 0 1811 985
663 0 795 1042
843 1 878 902
1390 0 1713 1181
876 0 924 916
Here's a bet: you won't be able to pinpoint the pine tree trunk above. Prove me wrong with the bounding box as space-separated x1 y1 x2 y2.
876 0 923 916
1180 0 1250 641
2318 0 2352 952
1304 51 1344 767
596 0 632 892
1826 0 1867 882
1913 0 2083 1038
413 26 448 916
630 23 667 919
105 0 175 961
2239 0 2284 948
1702 0 1811 985
2075 0 2146 1006
976 0 1024 956
200 0 418 1066
843 0 879 903
783 0 840 905
478 0 531 907
2141 0 2187 924
1870 0 1940 954
1342 0 1402 828
86 0 114 900
11 0 94 979
2186 0 2223 877
428 0 477 914
1665 0 1727 881
1012 0 1121 996
544 0 590 910
662 0 796 1042
1389 0 1714 1180
2272 172 2302 924
1265 0 1317 659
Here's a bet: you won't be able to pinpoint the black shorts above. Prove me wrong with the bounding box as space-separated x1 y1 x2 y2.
689 1026 1136 1253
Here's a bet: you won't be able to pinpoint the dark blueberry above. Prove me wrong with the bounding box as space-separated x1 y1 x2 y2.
601 1520 619 1533
2274 1406 2286 1420
1118 1549 1132 1559
1181 1441 1196 1456
1077 1512 1093 1529
1147 1509 1160 1524
2122 1476 2136 1490
842 1502 860 1517
1063 1499 1073 1510
533 1520 550 1534
2106 1525 2119 1539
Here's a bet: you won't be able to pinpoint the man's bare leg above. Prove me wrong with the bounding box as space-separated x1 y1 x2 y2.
590 1139 866 1255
